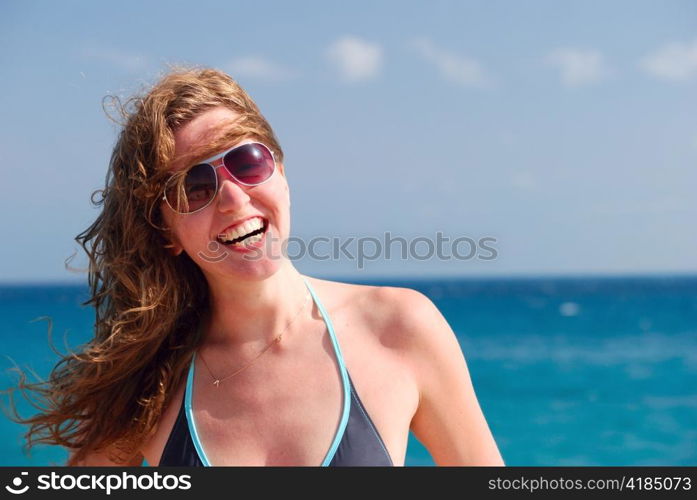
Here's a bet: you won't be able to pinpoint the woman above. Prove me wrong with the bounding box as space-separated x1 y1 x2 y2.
16 68 503 466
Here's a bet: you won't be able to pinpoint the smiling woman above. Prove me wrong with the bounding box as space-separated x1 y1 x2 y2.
6 67 503 467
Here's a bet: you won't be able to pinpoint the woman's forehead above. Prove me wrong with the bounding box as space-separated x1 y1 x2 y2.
170 107 242 171
173 108 240 157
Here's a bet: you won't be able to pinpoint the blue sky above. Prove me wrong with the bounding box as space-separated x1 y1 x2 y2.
1 0 696 282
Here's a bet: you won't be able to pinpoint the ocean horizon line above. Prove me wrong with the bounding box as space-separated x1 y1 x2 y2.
2 270 697 288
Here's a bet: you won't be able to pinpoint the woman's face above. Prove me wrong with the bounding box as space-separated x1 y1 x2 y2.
160 106 291 282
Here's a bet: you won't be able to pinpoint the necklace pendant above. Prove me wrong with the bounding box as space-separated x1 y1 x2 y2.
213 379 220 387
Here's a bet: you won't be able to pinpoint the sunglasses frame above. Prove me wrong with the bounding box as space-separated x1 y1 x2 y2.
162 142 277 215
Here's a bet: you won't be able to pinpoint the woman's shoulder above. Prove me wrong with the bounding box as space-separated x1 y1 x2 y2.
304 274 429 314
303 275 439 350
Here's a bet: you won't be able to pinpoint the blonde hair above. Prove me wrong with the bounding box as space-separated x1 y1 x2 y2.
5 67 283 465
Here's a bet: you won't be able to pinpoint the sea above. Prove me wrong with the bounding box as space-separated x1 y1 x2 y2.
1 275 695 466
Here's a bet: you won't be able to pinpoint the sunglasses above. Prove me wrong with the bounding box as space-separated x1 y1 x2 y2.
162 142 276 214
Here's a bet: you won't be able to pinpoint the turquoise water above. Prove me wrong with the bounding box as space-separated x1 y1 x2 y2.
1 275 696 466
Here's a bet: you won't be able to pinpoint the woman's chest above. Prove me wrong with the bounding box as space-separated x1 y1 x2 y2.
144 290 418 465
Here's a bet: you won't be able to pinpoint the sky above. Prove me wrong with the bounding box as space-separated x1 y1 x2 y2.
1 0 696 282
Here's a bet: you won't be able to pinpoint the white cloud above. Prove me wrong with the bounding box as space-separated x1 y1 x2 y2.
639 38 697 82
546 48 610 87
226 56 295 82
326 36 382 82
80 46 147 72
411 38 490 88
509 170 538 191
591 198 689 216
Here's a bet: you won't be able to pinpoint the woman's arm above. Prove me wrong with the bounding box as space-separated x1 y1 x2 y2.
391 288 505 466
68 448 144 466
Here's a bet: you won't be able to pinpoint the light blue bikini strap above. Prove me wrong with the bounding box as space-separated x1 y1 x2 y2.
302 276 352 466
184 276 351 467
184 350 212 465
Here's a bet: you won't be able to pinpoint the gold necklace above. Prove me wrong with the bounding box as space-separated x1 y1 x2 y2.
198 290 311 387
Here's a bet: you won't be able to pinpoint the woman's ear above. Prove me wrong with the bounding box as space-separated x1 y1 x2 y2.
170 244 184 256
164 240 184 256
162 227 184 256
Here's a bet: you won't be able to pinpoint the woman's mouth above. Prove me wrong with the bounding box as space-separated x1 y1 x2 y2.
216 217 268 247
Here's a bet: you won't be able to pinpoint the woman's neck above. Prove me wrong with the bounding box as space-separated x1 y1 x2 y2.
201 262 310 348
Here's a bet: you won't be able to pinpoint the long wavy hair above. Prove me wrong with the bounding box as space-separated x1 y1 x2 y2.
4 67 284 465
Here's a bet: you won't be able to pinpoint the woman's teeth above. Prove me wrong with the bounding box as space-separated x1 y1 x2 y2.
218 217 267 245
234 232 264 246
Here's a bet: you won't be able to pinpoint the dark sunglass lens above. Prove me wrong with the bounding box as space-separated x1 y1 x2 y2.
166 164 216 213
223 144 274 184
183 164 217 211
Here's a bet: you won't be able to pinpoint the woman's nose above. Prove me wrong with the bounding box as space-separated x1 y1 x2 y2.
216 169 251 211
